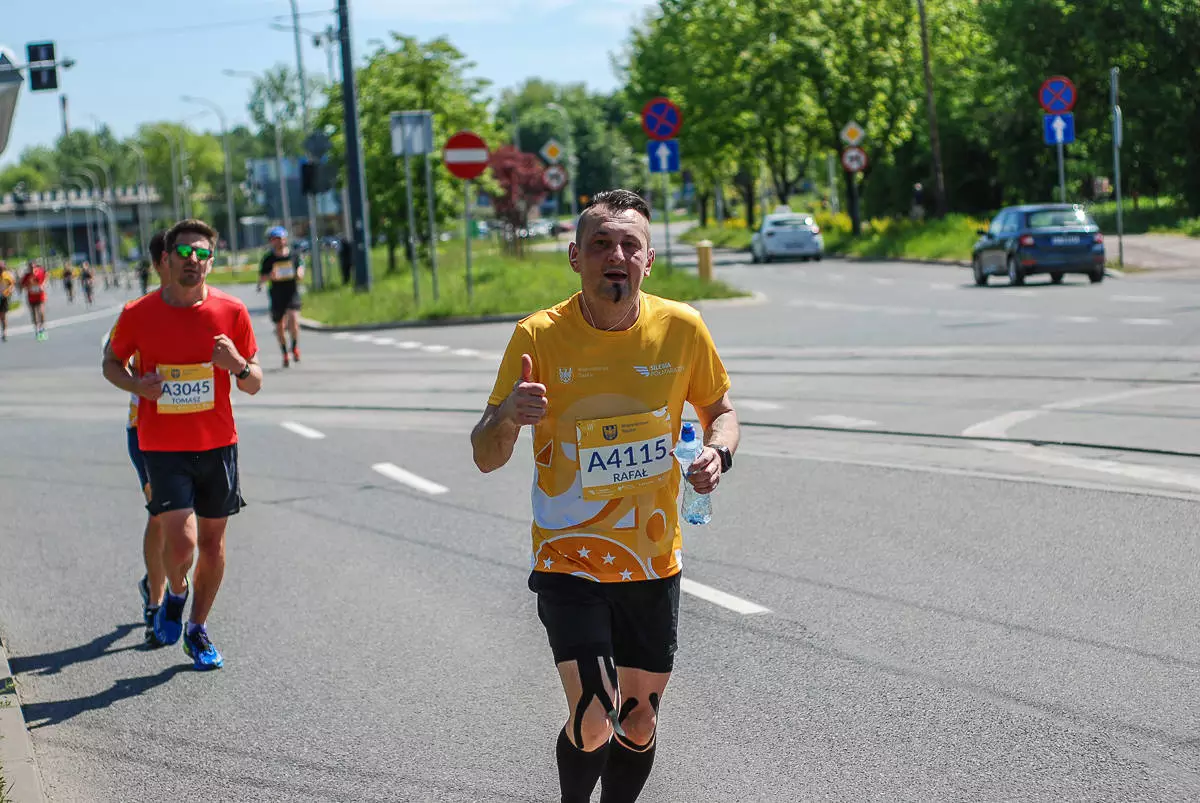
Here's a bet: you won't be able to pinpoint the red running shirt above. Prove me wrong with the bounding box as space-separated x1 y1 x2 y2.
108 287 258 453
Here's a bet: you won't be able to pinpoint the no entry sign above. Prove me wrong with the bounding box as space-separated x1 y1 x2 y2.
443 130 489 180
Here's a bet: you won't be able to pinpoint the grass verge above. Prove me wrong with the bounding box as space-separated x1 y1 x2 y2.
301 242 745 327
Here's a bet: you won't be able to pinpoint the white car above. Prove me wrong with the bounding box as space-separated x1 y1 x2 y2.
750 213 824 263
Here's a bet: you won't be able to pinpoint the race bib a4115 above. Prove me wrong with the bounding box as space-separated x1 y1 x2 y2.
576 406 673 501
157 363 216 414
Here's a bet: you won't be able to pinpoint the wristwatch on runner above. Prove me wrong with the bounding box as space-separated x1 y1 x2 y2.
235 363 252 380
713 445 733 473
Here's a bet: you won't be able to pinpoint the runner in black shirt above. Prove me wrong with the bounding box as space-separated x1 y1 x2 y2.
257 226 304 367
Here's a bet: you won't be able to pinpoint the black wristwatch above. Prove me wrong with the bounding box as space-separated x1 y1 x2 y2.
713 445 733 474
235 363 252 380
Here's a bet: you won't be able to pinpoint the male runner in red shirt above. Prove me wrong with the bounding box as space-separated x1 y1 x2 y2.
103 219 263 670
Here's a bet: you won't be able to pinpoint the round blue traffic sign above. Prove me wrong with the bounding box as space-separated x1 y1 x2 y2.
1039 76 1076 114
641 97 683 141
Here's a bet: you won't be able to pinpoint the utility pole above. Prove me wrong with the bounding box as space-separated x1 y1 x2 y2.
338 0 372 290
916 0 947 217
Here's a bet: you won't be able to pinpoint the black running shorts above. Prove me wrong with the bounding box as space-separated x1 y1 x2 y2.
529 571 681 674
142 444 244 519
269 289 302 323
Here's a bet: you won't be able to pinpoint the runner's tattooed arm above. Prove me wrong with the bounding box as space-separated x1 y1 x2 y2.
471 404 523 473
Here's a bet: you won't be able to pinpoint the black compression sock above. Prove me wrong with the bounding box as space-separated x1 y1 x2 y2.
599 738 656 803
556 727 609 803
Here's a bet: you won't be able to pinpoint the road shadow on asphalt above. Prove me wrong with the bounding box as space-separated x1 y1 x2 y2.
8 623 142 677
20 664 188 730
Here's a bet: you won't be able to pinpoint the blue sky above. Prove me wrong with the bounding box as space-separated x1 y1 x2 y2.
1 0 656 166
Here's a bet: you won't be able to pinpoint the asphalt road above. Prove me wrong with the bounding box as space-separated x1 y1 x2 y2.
2 256 1200 802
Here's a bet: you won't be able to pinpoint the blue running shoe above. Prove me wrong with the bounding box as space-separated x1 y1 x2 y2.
183 626 224 670
153 583 188 646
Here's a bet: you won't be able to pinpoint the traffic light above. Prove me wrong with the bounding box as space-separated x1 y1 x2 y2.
26 42 57 92
300 160 333 195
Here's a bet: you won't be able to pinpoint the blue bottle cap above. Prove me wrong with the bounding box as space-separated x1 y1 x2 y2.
681 422 696 441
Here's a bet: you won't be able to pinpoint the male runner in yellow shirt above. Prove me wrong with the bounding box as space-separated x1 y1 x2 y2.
472 189 740 803
0 262 14 342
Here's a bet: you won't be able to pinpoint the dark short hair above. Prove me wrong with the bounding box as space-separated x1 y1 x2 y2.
149 230 168 264
584 189 652 222
166 219 219 250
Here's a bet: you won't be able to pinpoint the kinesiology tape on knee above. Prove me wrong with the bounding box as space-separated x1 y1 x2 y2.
573 654 624 746
613 693 660 752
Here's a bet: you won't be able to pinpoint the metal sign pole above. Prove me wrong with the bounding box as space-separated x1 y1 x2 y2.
404 151 419 304
1056 139 1066 203
661 171 671 272
423 150 439 301
1111 67 1124 269
465 180 474 303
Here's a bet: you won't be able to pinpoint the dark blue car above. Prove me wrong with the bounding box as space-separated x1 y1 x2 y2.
971 204 1106 286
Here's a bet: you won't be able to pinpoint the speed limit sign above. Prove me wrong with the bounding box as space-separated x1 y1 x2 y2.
841 146 869 173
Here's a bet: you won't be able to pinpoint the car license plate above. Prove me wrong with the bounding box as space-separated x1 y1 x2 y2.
1051 235 1081 246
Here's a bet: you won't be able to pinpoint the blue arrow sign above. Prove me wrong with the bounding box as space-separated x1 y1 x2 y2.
1043 113 1075 145
647 139 680 173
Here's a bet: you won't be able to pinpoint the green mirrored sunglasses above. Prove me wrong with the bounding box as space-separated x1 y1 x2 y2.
174 244 214 261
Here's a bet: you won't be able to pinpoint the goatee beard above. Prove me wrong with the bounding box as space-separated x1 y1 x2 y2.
608 282 624 303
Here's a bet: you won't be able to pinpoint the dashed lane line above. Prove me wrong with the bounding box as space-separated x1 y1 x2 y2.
280 421 326 440
371 462 449 495
680 579 770 615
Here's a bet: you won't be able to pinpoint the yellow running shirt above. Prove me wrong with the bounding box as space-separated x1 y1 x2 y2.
488 291 730 583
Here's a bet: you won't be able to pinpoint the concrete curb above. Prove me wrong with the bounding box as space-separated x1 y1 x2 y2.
298 291 765 333
0 637 47 803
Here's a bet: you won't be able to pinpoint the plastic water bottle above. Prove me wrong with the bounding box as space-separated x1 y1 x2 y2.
675 423 712 525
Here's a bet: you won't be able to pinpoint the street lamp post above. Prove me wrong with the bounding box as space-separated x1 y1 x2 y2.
126 143 151 264
181 95 240 265
224 69 293 235
546 102 577 220
82 156 121 271
65 177 97 268
147 128 181 220
286 0 324 288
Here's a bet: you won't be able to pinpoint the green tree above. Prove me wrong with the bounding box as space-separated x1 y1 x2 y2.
319 34 496 273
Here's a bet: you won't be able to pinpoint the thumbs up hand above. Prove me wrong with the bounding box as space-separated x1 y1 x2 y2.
503 353 548 426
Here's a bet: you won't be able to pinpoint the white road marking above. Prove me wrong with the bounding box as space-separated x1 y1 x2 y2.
393 340 421 349
1058 316 1098 323
1112 295 1163 303
332 332 350 340
738 399 784 411
452 348 480 357
371 462 449 495
680 579 770 615
961 386 1199 490
280 421 326 440
349 333 373 342
811 414 879 429
1121 318 1171 326
421 344 450 353
1001 289 1036 297
8 304 123 338
370 336 396 345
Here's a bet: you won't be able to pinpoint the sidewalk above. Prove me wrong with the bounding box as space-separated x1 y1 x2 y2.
1111 233 1200 272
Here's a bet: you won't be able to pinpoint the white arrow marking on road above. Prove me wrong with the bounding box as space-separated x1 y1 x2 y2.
811 414 879 429
680 579 769 615
372 462 449 495
1053 115 1066 143
656 142 671 172
280 421 326 440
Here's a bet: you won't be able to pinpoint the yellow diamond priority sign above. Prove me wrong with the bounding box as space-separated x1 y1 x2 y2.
840 121 865 147
540 138 564 164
